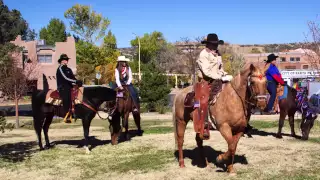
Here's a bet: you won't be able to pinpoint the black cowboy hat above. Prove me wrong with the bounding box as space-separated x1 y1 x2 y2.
265 53 279 63
58 54 70 63
201 33 224 45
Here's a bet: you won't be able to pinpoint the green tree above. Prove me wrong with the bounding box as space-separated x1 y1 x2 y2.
39 18 67 45
64 4 110 43
130 31 167 63
0 0 28 43
139 63 171 111
22 28 37 41
75 40 104 66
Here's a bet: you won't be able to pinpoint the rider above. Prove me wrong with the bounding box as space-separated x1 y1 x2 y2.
264 53 285 115
195 33 231 138
56 54 82 117
197 33 231 104
114 55 140 112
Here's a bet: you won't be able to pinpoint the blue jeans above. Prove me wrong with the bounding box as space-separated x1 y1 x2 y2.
127 84 139 107
266 81 277 111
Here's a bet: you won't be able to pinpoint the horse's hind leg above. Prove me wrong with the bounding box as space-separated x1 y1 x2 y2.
43 112 54 149
133 112 143 136
176 119 187 168
195 133 209 167
33 114 44 150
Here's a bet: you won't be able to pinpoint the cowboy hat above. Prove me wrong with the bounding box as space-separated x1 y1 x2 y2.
201 33 224 45
117 56 130 62
58 54 70 63
265 53 279 63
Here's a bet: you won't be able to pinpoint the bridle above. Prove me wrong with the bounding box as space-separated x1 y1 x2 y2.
247 73 268 105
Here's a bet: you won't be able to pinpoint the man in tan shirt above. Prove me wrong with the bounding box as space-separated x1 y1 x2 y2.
196 33 230 102
193 33 230 140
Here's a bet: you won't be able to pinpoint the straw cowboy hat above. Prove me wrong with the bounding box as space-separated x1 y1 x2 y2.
201 33 224 45
117 56 130 62
265 53 279 63
58 54 70 63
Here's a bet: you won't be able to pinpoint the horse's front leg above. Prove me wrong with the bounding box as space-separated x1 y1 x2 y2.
276 110 287 139
82 117 92 154
123 111 130 140
176 119 187 168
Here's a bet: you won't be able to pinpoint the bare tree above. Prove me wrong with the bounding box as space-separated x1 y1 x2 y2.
0 51 40 128
303 17 320 77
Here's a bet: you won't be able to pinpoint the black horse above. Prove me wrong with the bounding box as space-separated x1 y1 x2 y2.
246 85 317 140
32 86 121 153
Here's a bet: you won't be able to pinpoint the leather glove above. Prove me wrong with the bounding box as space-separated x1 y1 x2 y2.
76 80 83 87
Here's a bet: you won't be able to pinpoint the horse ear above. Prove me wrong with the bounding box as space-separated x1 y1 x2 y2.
250 64 255 72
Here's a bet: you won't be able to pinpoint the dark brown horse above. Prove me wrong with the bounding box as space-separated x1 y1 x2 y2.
173 64 268 174
32 86 119 153
114 85 143 141
245 85 318 140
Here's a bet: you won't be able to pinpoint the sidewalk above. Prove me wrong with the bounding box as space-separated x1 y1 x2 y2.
94 112 303 121
0 101 31 106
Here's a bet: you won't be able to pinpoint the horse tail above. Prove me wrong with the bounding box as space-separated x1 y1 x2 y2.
172 94 178 149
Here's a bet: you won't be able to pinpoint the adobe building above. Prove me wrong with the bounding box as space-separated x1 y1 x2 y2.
244 48 316 70
10 35 77 90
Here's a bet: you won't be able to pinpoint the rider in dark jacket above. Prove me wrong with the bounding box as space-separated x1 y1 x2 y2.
56 54 82 117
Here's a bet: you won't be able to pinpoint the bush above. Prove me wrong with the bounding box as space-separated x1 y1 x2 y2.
155 99 169 114
0 115 14 133
139 63 171 111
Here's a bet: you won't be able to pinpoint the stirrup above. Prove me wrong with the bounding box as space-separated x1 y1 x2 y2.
63 112 72 123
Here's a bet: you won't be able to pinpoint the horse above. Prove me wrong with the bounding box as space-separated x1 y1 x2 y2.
31 85 120 153
111 85 143 141
245 83 318 141
173 64 268 174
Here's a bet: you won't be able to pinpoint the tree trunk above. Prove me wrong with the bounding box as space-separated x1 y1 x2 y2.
14 84 19 129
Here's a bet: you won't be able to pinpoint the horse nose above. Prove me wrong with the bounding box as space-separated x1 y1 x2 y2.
256 95 268 101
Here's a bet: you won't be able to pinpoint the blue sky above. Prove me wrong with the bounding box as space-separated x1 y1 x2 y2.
6 0 320 47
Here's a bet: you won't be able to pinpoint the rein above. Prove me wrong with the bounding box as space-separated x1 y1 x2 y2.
78 88 114 121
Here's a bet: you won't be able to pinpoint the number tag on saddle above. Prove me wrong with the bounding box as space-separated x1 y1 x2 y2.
117 92 124 98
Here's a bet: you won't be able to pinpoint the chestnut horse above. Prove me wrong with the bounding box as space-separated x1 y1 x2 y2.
115 85 143 141
245 85 318 140
173 64 268 174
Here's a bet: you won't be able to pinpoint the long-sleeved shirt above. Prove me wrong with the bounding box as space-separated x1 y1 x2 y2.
115 67 132 87
196 48 226 80
265 64 284 85
56 64 77 89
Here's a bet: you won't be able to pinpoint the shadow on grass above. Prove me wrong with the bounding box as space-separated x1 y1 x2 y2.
0 141 37 163
53 136 111 151
174 146 248 172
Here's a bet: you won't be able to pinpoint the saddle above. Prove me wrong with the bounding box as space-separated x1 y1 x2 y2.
183 80 225 140
45 86 84 107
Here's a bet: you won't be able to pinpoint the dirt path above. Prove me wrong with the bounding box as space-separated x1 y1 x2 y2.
0 118 319 180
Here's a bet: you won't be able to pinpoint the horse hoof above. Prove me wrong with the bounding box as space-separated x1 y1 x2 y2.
39 147 44 151
216 155 224 163
179 164 185 168
84 146 91 154
276 134 283 139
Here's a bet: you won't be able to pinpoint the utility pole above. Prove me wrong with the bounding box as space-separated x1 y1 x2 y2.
133 33 141 81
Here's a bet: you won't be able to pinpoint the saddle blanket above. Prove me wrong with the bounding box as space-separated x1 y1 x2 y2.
278 85 288 101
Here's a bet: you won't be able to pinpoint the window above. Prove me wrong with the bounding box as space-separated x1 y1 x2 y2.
37 55 52 63
280 57 286 62
296 57 300 61
285 66 296 70
302 65 309 69
290 57 295 62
